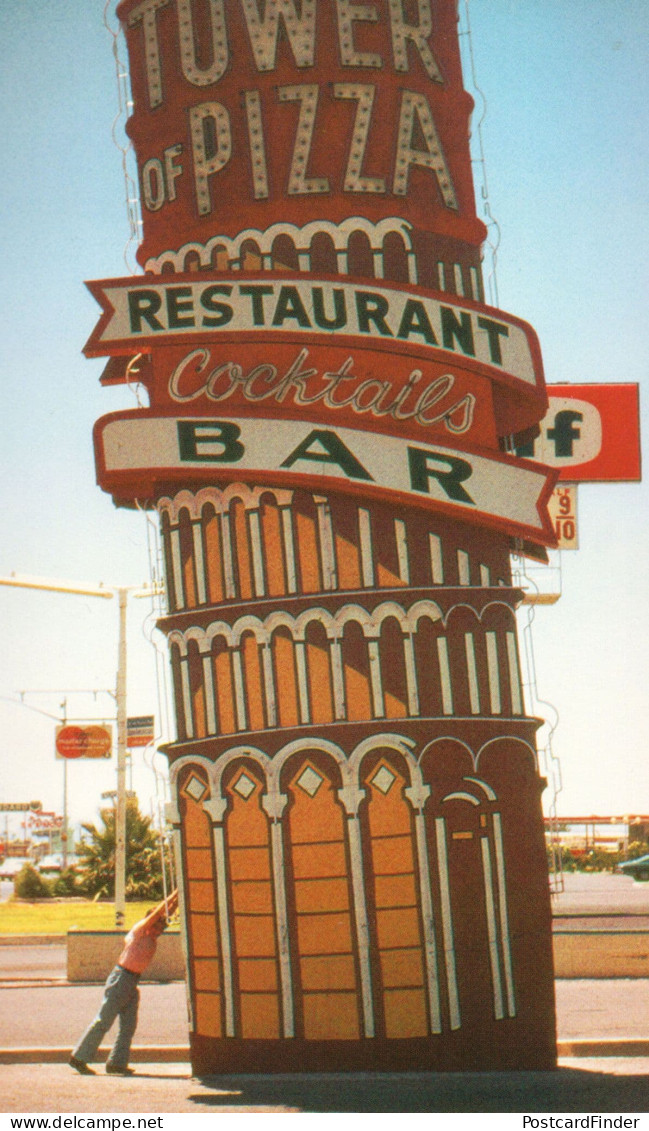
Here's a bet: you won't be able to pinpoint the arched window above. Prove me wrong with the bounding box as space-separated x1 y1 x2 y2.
209 243 228 271
229 499 253 600
223 761 281 1039
183 250 201 273
159 509 178 611
178 507 197 608
211 636 236 735
341 620 372 721
259 494 287 597
330 498 362 590
347 229 374 278
240 630 266 732
292 493 322 594
169 642 187 739
177 766 222 1039
187 639 207 738
305 620 334 725
271 627 300 729
309 231 338 275
378 617 408 718
412 613 444 717
282 752 361 1040
201 503 225 605
271 234 299 271
360 751 429 1037
444 607 483 717
239 238 262 270
382 231 409 283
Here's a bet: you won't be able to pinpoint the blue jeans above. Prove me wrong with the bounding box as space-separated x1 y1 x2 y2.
73 965 140 1070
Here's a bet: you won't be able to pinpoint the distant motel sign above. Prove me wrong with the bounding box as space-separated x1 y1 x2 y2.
0 802 42 812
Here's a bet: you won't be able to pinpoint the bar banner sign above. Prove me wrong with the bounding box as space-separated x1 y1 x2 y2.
95 412 558 545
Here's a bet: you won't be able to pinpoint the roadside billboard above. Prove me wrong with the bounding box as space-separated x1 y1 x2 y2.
55 724 113 760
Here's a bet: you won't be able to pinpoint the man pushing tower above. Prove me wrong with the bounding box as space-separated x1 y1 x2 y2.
69 889 178 1076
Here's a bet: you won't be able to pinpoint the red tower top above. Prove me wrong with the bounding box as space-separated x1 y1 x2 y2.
116 0 487 272
88 1 556 545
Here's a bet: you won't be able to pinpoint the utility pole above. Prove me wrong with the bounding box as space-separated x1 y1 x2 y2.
61 697 68 870
0 573 160 928
114 588 128 930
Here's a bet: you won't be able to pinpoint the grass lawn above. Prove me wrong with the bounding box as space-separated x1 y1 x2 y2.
0 901 162 935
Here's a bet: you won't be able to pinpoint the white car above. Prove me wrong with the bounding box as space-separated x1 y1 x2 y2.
37 856 63 874
0 858 29 879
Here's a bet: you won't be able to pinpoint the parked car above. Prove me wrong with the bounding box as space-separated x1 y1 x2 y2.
37 855 63 874
618 854 649 882
0 858 29 879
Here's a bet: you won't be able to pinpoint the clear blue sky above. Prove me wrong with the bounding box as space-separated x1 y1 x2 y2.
0 1 647 836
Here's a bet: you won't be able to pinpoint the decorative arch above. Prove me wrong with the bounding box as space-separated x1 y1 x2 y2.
144 217 415 277
382 229 410 284
309 230 338 274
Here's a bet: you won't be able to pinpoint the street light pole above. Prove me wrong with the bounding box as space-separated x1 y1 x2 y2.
0 573 159 928
114 588 128 930
61 697 68 870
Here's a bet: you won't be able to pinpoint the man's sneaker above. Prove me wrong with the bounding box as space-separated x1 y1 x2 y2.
69 1057 95 1075
106 1065 135 1076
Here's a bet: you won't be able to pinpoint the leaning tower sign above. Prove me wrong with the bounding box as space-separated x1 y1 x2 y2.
88 0 558 1072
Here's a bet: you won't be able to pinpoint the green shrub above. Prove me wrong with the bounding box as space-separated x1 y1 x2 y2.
14 864 53 900
51 867 78 897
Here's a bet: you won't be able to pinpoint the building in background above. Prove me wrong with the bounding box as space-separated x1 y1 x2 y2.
88 0 558 1072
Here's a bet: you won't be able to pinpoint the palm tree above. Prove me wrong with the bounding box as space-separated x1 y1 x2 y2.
76 800 170 900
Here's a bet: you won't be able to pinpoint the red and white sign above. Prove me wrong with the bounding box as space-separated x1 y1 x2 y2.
116 0 486 266
85 275 543 386
146 340 499 447
547 486 578 550
91 0 555 552
55 725 113 760
127 715 155 748
94 410 558 546
520 384 641 482
85 274 548 438
28 811 64 830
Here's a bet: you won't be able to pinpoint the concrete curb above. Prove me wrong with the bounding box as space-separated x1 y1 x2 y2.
557 1038 649 1058
2 1040 649 1065
0 1046 190 1065
0 936 65 946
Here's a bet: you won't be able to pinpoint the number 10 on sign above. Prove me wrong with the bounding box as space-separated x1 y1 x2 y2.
548 485 578 549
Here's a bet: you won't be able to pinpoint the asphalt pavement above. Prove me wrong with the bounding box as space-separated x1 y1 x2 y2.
3 976 649 1049
1 1059 649 1114
1 977 648 1114
1 873 648 1113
